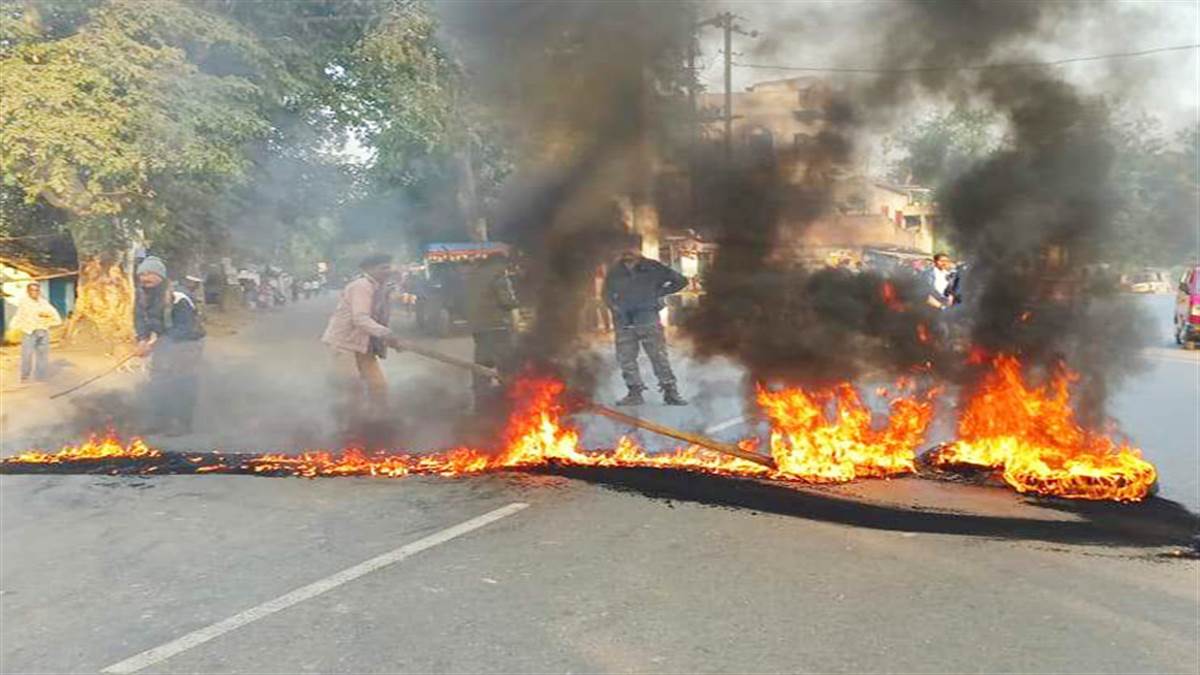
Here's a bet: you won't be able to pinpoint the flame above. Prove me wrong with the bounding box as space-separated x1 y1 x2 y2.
916 323 931 344
931 355 1157 501
8 432 159 463
5 376 934 486
757 384 933 482
240 377 772 479
3 370 1155 503
880 281 906 312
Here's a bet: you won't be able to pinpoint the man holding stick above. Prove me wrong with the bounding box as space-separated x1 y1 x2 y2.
463 252 520 413
134 256 205 435
321 254 405 419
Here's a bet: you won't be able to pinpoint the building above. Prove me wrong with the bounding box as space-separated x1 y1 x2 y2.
699 76 835 166
699 76 938 263
1 234 78 339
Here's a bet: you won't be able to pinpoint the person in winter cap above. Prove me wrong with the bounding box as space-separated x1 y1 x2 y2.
134 255 205 436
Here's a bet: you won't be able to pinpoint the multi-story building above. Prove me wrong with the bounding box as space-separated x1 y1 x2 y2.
698 76 938 265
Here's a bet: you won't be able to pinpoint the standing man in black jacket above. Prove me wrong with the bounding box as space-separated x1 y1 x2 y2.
602 249 688 406
135 256 206 435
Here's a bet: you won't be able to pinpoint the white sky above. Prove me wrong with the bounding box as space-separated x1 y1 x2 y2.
698 0 1199 133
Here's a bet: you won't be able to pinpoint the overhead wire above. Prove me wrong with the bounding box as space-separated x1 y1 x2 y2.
733 43 1200 74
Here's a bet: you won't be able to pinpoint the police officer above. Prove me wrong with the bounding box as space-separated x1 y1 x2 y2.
602 248 688 406
135 256 205 436
463 252 520 412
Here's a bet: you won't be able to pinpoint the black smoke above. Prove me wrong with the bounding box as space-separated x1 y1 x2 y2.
682 0 1150 424
441 0 694 390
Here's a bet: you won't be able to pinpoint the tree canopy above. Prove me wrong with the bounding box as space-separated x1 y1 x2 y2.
1 0 470 267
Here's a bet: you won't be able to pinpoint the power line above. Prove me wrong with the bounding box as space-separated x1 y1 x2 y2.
733 43 1200 75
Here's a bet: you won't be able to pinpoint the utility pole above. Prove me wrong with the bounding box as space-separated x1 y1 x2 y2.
697 12 757 165
722 11 733 164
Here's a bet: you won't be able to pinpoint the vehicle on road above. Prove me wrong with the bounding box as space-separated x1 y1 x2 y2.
1121 269 1171 294
1174 265 1200 348
411 242 511 337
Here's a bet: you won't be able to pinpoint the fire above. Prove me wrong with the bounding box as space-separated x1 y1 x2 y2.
880 280 906 312
2 371 1156 503
930 355 1157 501
8 432 159 464
916 323 931 344
4 376 935 486
757 383 933 482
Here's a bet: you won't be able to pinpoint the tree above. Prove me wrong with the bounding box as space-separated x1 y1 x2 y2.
1 0 276 339
1104 115 1200 267
884 107 1003 187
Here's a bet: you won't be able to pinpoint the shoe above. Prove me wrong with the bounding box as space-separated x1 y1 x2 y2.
661 385 688 406
616 388 645 406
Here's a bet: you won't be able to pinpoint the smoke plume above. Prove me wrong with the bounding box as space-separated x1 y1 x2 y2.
441 0 692 390
680 0 1150 423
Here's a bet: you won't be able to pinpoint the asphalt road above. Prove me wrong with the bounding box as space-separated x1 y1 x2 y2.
2 293 1197 674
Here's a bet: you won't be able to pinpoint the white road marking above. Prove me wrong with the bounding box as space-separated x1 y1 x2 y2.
101 502 530 674
704 415 748 434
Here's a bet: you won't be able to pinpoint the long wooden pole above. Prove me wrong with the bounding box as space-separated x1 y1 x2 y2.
390 338 776 469
585 404 773 468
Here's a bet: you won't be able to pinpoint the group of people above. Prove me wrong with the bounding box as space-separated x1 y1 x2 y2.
89 246 959 437
321 246 692 422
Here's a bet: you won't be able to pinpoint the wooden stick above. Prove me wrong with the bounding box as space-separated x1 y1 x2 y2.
390 339 776 469
392 338 499 380
49 352 138 400
585 404 775 468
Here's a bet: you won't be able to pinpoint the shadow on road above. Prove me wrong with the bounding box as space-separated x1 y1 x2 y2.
537 464 1200 551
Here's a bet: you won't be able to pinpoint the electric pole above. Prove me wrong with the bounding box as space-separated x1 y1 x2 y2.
722 11 733 163
697 12 757 165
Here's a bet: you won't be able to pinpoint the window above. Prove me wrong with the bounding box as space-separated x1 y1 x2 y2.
903 215 923 230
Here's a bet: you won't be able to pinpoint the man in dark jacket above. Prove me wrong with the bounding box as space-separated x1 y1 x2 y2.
463 254 520 411
135 256 205 436
602 249 688 406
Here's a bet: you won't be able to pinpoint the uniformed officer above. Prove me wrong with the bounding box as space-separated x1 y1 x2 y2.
602 248 688 406
463 252 520 412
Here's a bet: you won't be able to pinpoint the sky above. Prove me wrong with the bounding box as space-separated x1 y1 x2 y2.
697 0 1199 134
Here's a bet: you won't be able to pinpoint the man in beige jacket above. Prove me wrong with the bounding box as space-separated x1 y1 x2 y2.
321 254 403 417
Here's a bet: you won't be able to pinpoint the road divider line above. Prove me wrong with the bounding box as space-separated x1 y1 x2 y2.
101 502 530 674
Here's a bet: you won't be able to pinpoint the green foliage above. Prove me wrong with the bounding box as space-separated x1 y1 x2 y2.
0 0 271 250
1 0 509 263
885 107 1004 187
1105 114 1199 266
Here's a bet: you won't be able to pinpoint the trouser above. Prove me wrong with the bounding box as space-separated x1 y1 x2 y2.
473 328 515 409
148 340 203 430
20 329 50 381
615 322 677 390
332 349 388 419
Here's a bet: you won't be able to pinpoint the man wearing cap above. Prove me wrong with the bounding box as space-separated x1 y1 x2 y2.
321 253 405 419
135 256 206 435
462 252 520 413
602 248 689 406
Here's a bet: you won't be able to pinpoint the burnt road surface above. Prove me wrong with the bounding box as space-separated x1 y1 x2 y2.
2 293 1197 674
